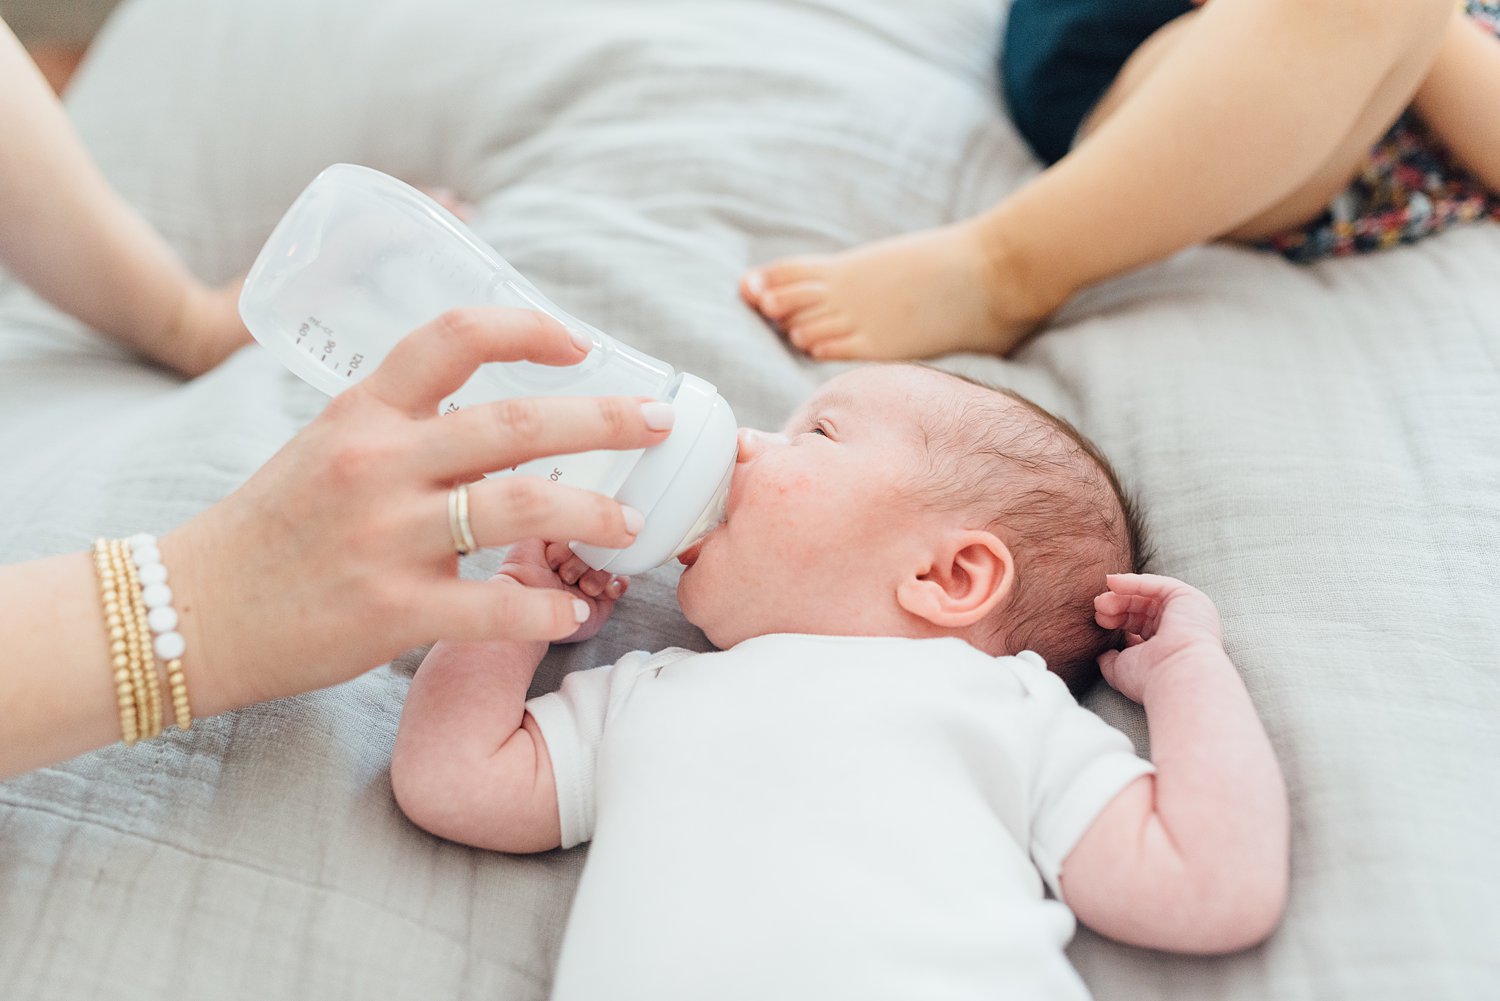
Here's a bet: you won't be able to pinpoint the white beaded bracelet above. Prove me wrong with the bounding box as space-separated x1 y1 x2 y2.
125 533 193 729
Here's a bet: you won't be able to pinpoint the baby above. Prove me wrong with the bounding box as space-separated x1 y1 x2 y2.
392 364 1289 1001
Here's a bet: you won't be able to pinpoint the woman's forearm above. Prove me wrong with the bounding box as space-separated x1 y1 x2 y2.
0 309 666 782
0 552 123 777
0 20 197 355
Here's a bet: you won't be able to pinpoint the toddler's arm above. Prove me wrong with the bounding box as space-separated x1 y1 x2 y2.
391 540 622 852
1060 574 1289 954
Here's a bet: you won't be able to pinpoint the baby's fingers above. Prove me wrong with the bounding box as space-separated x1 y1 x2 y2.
543 541 627 599
1098 648 1129 694
577 568 609 598
543 540 575 571
1097 647 1119 672
505 538 549 568
1105 573 1207 604
576 567 628 599
1108 573 1223 641
556 553 593 586
1094 591 1159 634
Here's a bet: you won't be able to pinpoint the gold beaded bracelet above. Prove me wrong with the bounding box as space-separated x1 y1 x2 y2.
91 536 193 745
92 539 140 745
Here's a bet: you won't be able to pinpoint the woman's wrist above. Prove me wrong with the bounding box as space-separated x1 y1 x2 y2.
156 516 249 719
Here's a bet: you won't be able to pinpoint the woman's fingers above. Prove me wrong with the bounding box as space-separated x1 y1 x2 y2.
419 395 674 480
465 477 642 551
425 580 590 643
362 308 587 416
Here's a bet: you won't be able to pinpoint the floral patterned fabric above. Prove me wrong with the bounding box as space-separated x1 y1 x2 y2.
1263 0 1500 262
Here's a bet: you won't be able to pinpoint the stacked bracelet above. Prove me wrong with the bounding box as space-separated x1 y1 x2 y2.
126 533 192 731
90 535 193 746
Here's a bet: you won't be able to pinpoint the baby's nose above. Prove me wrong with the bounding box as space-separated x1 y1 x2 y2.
736 428 788 462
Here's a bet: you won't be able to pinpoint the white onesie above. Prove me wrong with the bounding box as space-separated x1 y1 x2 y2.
526 633 1153 1001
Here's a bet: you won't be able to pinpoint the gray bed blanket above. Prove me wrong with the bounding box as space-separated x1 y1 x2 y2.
1 0 1496 998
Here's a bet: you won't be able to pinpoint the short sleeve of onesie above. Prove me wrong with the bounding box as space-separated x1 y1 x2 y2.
1012 650 1156 899
525 648 692 849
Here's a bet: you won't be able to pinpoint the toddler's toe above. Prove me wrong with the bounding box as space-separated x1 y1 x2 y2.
759 282 830 322
807 334 866 361
787 315 854 354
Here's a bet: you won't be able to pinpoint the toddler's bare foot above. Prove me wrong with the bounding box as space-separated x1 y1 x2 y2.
740 222 1056 360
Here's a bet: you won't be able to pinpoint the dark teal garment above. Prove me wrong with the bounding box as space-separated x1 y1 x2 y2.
1001 0 1193 165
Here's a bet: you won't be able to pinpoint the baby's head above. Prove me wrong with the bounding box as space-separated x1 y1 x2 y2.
676 364 1147 690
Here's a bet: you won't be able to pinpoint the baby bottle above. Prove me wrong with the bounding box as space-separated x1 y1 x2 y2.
238 163 736 575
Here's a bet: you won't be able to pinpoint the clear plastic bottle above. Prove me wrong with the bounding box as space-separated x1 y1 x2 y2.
239 163 735 575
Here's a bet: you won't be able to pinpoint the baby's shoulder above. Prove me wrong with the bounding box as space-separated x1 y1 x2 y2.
638 646 699 674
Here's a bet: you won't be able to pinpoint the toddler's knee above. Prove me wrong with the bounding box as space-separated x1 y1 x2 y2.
1399 0 1459 34
1265 0 1450 51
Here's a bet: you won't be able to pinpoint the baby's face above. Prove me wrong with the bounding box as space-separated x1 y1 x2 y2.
677 365 993 647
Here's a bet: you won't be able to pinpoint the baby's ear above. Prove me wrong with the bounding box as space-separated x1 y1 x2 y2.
896 530 1014 629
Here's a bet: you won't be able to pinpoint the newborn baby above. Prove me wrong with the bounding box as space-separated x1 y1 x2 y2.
393 364 1288 1001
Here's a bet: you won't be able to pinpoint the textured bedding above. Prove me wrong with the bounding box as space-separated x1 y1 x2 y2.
1 0 1497 998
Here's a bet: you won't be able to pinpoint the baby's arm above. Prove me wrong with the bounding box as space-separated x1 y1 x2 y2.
391 540 622 853
1060 574 1289 954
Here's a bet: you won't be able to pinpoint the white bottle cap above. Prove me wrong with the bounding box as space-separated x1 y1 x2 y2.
570 373 736 575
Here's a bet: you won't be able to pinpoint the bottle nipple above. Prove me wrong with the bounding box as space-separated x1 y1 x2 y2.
670 461 733 559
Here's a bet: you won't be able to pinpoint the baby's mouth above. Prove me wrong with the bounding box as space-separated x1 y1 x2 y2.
677 541 704 568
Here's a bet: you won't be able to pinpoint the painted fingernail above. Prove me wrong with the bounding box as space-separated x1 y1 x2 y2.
573 599 590 623
641 401 676 431
621 505 645 535
745 271 765 296
568 327 593 353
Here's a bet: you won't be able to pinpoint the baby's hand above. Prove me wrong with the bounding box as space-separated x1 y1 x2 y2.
495 539 628 644
1092 574 1225 704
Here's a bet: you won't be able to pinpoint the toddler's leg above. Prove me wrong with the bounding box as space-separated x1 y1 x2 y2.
1410 10 1500 195
742 0 1453 360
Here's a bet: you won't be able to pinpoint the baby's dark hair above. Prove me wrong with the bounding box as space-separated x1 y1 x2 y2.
915 369 1151 693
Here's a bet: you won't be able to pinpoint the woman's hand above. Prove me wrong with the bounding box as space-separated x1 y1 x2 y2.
160 307 672 715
